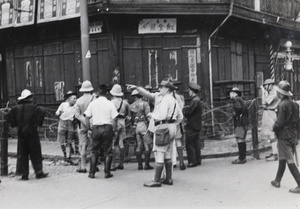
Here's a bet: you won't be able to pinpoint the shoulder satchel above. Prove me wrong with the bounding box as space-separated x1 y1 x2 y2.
155 103 176 146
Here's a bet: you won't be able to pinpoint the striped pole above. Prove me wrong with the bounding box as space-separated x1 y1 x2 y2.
270 44 275 80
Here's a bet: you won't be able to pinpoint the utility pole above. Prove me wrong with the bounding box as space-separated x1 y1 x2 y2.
80 0 91 81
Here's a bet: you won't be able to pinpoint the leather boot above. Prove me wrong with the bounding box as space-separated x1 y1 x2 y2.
144 163 163 187
89 153 98 178
240 142 247 161
162 159 173 185
288 163 300 186
117 148 125 169
274 160 286 185
104 156 113 178
136 151 143 170
144 151 153 170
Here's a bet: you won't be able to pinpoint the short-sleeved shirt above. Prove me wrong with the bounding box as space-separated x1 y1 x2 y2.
84 96 118 125
75 94 95 130
56 101 77 121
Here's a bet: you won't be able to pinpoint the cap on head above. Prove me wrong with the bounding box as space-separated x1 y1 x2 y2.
229 87 242 96
188 82 201 92
263 79 275 86
276 80 293 96
18 89 33 101
65 91 76 99
110 84 124 96
131 89 139 96
144 85 153 90
79 80 94 92
159 78 176 90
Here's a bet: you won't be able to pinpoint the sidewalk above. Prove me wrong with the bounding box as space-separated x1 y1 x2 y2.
7 130 270 161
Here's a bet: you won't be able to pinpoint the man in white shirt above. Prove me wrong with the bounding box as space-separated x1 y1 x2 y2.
56 91 77 159
84 84 118 179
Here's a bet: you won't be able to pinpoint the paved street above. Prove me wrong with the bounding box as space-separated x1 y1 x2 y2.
1 149 300 209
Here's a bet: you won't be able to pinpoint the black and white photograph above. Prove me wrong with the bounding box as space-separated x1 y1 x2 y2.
0 0 300 209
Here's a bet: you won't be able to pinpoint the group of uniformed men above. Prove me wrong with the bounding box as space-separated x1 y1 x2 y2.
55 78 202 186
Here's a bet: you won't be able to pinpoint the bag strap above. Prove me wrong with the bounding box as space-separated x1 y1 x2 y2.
117 99 123 113
169 103 176 122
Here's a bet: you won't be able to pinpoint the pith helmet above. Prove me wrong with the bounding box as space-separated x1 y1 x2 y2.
229 87 242 96
110 84 124 96
18 89 33 101
275 80 293 96
263 79 275 86
79 80 94 92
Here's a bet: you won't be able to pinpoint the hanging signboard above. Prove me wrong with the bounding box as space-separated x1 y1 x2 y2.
0 0 14 29
60 0 80 20
14 0 36 27
188 49 197 83
138 18 177 34
37 0 59 23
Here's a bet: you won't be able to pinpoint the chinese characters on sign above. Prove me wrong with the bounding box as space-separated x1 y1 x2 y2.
188 49 197 83
37 0 59 23
54 81 65 101
0 0 81 28
60 0 80 20
139 18 177 34
0 0 14 29
14 0 35 27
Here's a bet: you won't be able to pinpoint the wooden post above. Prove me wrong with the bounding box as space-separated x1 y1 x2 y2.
0 110 8 176
250 99 260 159
80 0 91 81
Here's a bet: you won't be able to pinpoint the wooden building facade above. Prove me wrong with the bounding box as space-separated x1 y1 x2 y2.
1 0 300 135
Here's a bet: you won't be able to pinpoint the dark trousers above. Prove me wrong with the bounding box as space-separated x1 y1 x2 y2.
18 131 43 176
186 129 201 164
90 124 113 174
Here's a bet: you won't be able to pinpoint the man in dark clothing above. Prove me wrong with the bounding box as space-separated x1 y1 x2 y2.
229 87 248 164
6 89 48 180
183 82 202 167
271 80 300 194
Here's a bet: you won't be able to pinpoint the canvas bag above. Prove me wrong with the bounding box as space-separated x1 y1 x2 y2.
155 103 176 146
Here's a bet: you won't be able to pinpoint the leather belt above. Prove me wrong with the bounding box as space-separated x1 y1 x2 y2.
155 120 175 126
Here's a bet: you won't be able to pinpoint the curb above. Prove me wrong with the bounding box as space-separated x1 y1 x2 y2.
8 146 271 163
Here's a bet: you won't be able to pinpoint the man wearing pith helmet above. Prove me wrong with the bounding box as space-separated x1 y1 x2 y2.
74 80 95 173
271 80 300 194
183 82 202 168
6 89 48 180
260 78 280 161
110 84 131 170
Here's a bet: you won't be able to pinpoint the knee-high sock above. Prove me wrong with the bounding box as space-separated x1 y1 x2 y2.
275 160 286 183
238 142 246 160
288 163 300 186
154 163 164 182
119 148 125 166
164 159 173 180
177 147 184 164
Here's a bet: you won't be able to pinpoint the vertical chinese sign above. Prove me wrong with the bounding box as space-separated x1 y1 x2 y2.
37 0 59 23
188 49 197 83
0 0 14 29
14 0 36 27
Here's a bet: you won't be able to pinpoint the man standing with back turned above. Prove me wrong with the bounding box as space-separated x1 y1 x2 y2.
6 89 48 180
84 85 118 179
